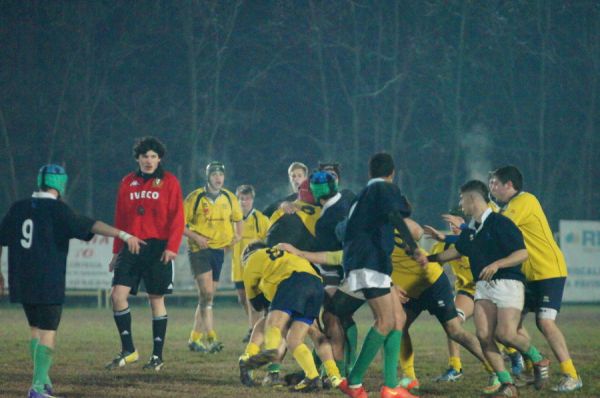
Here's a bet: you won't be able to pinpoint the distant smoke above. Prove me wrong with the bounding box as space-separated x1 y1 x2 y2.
461 123 492 182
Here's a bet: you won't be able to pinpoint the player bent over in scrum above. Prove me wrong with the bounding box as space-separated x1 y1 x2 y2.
239 242 344 393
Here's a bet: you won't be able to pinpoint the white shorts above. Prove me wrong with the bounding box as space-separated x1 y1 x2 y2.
346 269 392 293
475 279 524 310
338 278 366 301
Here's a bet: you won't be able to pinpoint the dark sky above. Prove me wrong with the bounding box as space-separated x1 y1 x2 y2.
1 0 598 228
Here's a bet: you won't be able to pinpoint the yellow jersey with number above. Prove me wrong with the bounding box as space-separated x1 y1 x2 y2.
231 209 271 283
430 241 476 296
243 247 322 302
391 232 442 299
500 192 567 281
184 187 243 251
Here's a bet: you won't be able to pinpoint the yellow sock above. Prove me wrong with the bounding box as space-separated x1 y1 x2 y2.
449 356 462 371
207 330 218 342
483 361 494 374
293 344 319 379
245 342 261 357
190 330 202 342
264 326 282 351
504 346 518 355
525 358 534 372
323 359 341 379
400 338 417 379
559 359 578 379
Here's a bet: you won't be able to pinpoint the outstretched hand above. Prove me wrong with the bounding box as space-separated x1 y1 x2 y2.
423 225 446 242
442 214 465 230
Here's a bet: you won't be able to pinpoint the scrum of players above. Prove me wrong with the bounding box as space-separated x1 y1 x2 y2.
228 155 581 397
0 137 582 398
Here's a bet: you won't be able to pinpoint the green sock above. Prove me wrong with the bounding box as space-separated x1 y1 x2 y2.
336 359 347 377
267 362 281 373
383 330 402 387
30 338 52 388
345 322 358 372
497 370 513 384
348 326 386 385
32 345 53 392
29 338 39 361
524 345 543 363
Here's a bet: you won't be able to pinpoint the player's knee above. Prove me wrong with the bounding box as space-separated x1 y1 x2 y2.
536 317 557 335
444 319 463 338
495 328 515 345
375 318 394 335
199 289 214 303
476 329 492 346
199 295 214 309
111 292 128 310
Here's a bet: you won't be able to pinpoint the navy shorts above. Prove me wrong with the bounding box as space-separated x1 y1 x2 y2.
270 272 324 322
403 272 458 324
234 281 245 290
23 303 63 331
189 248 225 282
112 239 173 295
524 277 566 313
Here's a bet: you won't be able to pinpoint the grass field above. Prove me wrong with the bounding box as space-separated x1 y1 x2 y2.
0 300 598 397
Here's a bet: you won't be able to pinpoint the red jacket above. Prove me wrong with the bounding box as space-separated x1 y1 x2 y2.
113 170 184 254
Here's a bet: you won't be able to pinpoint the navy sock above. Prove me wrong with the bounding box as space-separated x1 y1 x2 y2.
152 315 168 359
114 308 135 353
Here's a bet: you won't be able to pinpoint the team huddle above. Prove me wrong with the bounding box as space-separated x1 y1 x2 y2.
0 137 583 397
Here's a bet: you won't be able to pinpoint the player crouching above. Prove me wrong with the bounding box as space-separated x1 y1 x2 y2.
239 241 344 393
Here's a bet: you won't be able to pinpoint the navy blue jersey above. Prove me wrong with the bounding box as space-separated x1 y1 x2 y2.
455 212 525 283
314 192 353 252
343 180 411 276
0 194 95 304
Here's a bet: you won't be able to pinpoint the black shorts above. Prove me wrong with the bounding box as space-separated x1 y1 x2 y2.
112 239 173 296
327 289 365 320
189 249 225 281
270 272 324 321
23 303 63 331
524 277 566 313
404 272 458 324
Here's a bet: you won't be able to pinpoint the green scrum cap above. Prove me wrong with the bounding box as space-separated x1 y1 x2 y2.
309 171 338 201
37 164 68 196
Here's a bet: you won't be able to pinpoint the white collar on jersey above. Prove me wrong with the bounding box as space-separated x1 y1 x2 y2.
367 178 385 186
32 191 57 200
320 192 341 217
469 207 493 234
